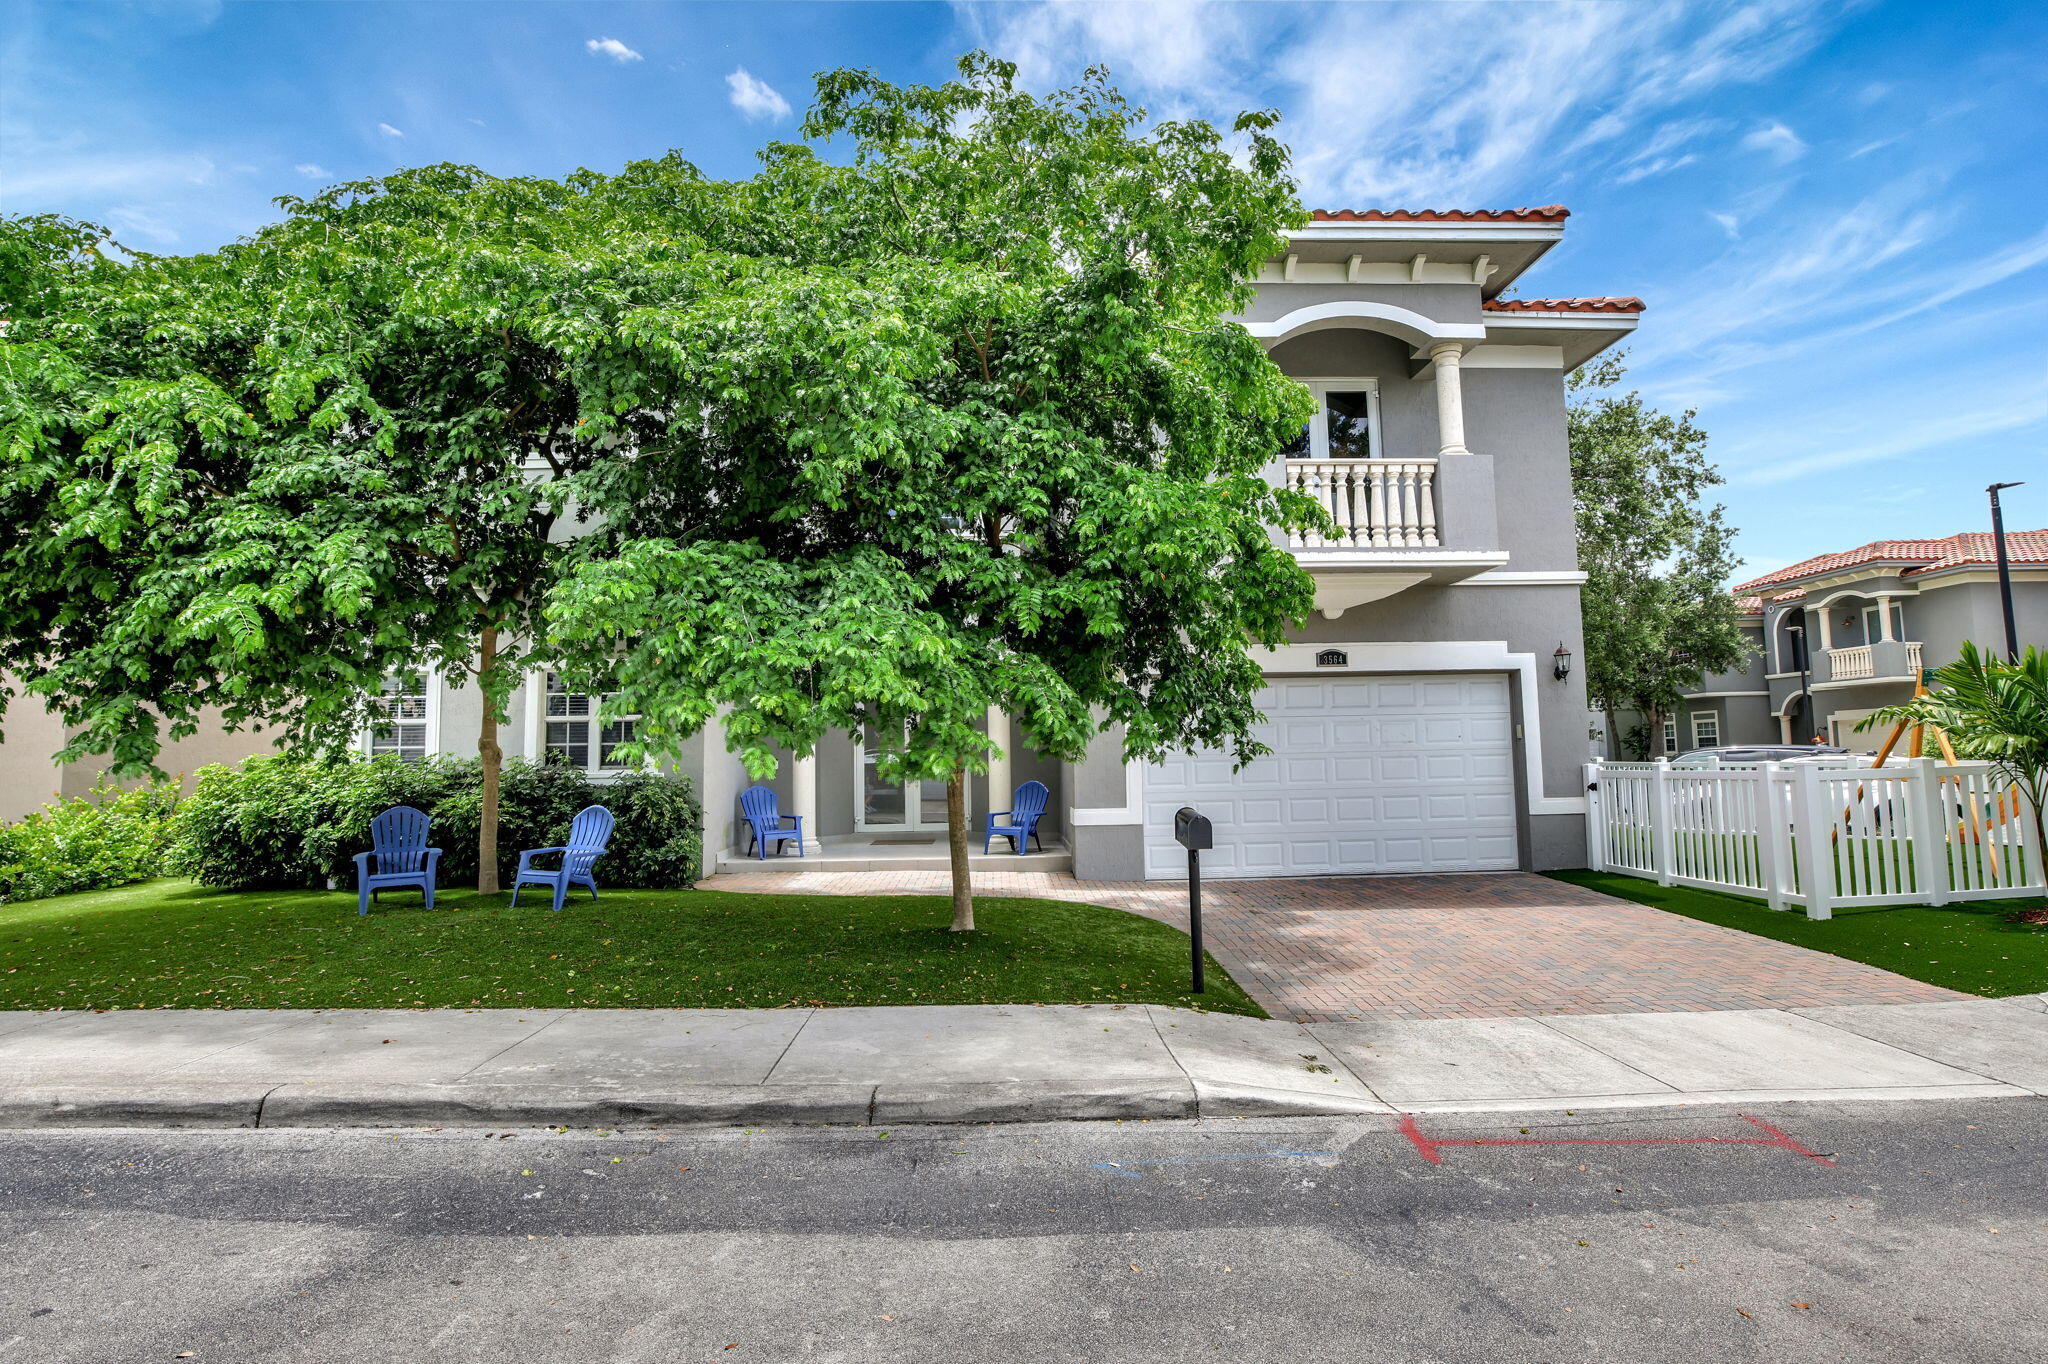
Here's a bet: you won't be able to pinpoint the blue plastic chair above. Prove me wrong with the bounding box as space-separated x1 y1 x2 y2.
985 780 1049 855
353 806 441 915
510 805 615 911
740 784 805 859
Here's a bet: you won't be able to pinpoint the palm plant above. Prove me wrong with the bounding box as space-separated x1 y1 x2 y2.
1863 643 2048 921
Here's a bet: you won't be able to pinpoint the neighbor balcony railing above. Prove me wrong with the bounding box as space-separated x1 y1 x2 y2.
1827 641 1922 682
1282 458 1440 549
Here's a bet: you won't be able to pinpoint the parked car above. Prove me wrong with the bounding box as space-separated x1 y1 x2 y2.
1674 744 1850 765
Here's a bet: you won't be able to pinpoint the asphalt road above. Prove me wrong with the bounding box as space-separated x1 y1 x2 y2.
3 1099 2045 1363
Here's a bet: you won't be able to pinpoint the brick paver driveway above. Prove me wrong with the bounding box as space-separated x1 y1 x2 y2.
700 868 1967 1022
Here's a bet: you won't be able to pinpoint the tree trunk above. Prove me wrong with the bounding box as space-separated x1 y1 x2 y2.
946 765 974 932
1603 706 1621 759
476 624 503 896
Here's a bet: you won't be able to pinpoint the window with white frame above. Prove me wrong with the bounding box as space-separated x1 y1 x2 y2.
1661 719 1677 753
1691 711 1720 748
1281 380 1383 460
366 670 432 762
543 672 639 772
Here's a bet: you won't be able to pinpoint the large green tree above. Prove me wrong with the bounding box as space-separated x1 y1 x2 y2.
0 170 709 891
545 57 1319 926
1567 355 1747 755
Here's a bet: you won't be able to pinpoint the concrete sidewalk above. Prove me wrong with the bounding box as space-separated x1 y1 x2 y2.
3 994 2045 1129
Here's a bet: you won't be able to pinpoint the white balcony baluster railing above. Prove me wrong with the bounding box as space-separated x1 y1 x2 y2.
1283 459 1440 549
1828 645 1874 680
1905 641 1923 675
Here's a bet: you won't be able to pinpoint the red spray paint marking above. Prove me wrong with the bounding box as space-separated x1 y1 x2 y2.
1398 1112 1835 1167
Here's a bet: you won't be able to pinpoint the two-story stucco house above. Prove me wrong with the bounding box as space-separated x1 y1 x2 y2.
1662 530 2048 755
5 206 1639 879
360 206 1635 881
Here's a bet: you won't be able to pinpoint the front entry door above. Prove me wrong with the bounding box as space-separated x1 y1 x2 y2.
857 725 949 831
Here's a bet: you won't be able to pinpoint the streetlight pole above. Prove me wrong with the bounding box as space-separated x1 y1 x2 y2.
1988 482 2025 661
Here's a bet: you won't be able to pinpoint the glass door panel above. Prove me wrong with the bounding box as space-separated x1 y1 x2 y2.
860 726 907 829
916 779 949 829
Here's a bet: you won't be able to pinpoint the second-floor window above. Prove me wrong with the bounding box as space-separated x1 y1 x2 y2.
543 672 639 773
1281 380 1383 461
367 671 432 762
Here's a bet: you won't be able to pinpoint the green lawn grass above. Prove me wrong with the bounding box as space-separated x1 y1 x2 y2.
1547 869 2048 999
0 879 1264 1017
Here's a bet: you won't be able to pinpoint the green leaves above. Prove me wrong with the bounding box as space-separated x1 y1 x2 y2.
1568 355 1747 729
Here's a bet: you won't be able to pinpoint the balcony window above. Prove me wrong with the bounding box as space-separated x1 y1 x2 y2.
1282 379 1383 461
544 672 639 773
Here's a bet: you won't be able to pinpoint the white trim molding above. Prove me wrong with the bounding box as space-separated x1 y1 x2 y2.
1243 300 1487 349
1456 569 1589 587
1458 344 1566 369
1680 689 1769 699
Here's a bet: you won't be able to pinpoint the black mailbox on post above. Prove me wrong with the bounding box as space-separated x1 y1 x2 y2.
1172 807 1212 992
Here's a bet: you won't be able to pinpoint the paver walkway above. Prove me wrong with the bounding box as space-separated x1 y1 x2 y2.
700 869 1968 1023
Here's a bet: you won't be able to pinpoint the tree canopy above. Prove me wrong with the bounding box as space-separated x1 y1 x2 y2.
1 54 1321 914
1566 355 1747 754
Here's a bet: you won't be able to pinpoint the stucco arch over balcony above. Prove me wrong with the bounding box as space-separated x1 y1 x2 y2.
1240 299 1487 350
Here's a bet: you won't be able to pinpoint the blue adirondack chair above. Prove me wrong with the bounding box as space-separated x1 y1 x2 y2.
739 785 804 859
985 780 1049 855
510 805 616 911
353 806 441 915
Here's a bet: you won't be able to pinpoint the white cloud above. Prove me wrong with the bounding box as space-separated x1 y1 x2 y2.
377 122 404 138
586 37 643 64
0 153 216 203
1739 119 1807 163
1708 211 1740 238
1735 397 2046 485
106 206 179 246
294 162 330 178
963 0 1840 207
725 68 791 122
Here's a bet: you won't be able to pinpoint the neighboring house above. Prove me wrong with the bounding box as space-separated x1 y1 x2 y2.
6 206 1638 881
1666 530 2048 755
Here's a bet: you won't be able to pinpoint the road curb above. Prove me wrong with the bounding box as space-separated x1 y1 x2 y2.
0 1084 269 1128
256 1082 878 1129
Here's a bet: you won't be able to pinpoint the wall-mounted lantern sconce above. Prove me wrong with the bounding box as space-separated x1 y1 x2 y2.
1553 643 1572 681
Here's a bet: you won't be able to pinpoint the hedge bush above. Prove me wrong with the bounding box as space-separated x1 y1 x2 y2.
0 781 180 904
169 755 701 891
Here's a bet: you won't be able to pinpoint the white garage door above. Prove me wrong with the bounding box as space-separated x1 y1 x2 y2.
1141 674 1519 879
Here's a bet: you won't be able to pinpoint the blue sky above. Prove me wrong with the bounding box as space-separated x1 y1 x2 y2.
4 0 2043 580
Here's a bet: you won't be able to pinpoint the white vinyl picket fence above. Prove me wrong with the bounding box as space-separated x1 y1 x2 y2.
1584 757 2044 920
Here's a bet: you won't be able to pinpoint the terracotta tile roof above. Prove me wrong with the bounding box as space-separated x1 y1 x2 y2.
1483 297 1645 313
1309 206 1570 223
1731 530 2048 595
1735 596 1765 614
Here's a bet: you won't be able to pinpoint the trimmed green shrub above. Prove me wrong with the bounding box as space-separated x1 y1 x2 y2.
168 754 700 891
0 781 180 903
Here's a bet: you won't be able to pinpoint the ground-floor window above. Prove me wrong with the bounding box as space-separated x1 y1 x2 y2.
366 670 433 761
1690 711 1720 748
543 672 639 773
1661 719 1678 753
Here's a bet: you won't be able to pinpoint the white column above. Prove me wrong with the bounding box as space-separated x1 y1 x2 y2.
985 707 1012 814
1815 608 1833 653
1876 596 1898 641
1429 341 1470 456
791 750 818 854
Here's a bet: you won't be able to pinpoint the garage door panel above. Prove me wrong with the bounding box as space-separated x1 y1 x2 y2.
1143 673 1519 878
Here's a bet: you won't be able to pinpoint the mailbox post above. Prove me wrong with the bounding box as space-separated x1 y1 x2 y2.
1173 807 1214 994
